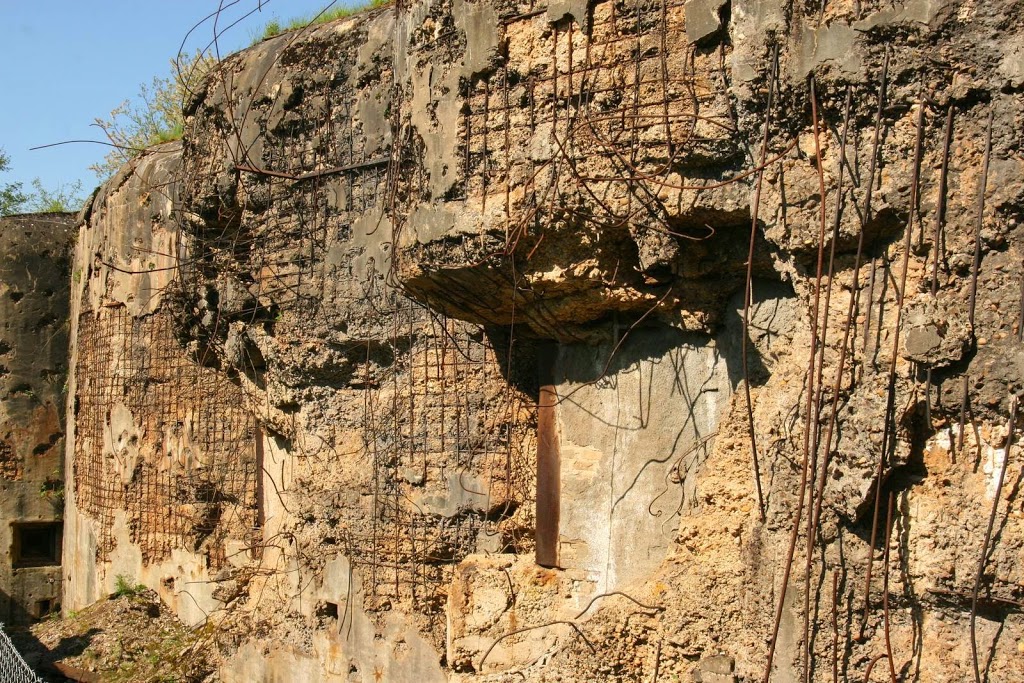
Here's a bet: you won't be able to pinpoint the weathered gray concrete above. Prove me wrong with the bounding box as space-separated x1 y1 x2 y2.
0 213 74 625
551 325 733 592
685 0 728 44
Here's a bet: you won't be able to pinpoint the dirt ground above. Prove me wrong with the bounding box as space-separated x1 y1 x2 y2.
9 588 215 683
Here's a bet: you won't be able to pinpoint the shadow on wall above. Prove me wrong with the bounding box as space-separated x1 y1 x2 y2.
531 276 797 389
535 277 798 591
2 587 99 683
720 278 801 390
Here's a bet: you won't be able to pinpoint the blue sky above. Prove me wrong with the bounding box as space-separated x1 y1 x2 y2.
0 1 354 197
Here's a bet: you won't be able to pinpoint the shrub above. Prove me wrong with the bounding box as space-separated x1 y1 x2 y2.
0 149 27 216
25 178 84 214
91 50 217 180
1 148 85 216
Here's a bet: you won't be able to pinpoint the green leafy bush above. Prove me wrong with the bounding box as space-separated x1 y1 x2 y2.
1 148 85 216
25 178 84 214
0 149 27 215
91 50 217 180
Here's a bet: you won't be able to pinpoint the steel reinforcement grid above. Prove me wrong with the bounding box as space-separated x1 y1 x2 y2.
0 624 43 683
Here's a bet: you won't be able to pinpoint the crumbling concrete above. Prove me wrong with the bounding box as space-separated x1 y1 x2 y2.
62 146 258 626
56 0 1024 681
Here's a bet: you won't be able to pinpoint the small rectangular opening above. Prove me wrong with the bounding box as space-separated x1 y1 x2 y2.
35 599 57 619
12 522 63 568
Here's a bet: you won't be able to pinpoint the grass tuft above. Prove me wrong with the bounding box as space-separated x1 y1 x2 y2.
252 0 393 44
113 575 147 598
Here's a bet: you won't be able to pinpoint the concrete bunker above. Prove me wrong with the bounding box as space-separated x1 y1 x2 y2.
46 0 1024 680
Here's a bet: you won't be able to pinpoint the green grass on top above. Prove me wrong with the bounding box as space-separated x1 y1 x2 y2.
253 0 393 44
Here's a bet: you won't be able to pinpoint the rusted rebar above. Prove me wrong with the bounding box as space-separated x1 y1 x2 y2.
742 42 779 525
958 109 995 456
803 86 853 683
860 85 926 638
925 105 954 435
929 106 955 296
971 396 1018 683
863 654 890 683
802 76 850 683
763 73 830 683
882 491 898 682
967 109 995 327
1017 260 1024 342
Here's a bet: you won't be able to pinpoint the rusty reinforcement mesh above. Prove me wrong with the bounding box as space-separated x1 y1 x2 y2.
172 20 537 623
347 304 535 614
385 0 713 263
74 306 257 567
59 0 696 643
459 0 700 205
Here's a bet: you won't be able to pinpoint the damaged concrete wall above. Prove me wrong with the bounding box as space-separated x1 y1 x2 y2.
0 213 73 625
61 0 1024 681
382 0 1024 679
65 13 537 682
62 146 261 627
